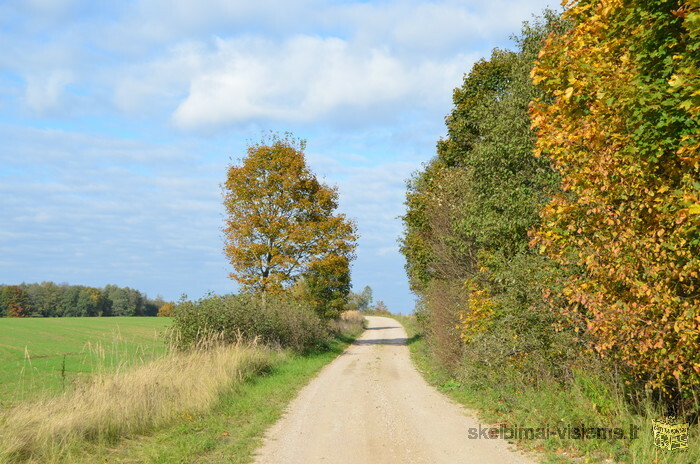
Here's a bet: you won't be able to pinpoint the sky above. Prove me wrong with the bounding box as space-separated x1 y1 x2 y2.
0 0 559 314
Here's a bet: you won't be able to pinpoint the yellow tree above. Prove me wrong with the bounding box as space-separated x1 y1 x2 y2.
530 0 700 398
223 134 357 303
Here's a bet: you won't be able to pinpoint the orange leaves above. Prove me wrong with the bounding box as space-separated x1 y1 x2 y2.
157 302 175 317
531 0 700 396
222 134 357 296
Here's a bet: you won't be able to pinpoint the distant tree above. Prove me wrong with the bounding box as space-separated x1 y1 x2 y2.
105 285 130 316
223 133 357 310
24 283 44 317
75 287 111 316
2 285 31 317
60 285 81 317
346 285 373 312
0 284 5 316
28 282 63 317
157 302 175 317
124 287 145 316
0 281 166 318
374 300 389 314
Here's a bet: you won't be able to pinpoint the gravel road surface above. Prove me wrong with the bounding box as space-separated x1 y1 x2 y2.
253 316 536 464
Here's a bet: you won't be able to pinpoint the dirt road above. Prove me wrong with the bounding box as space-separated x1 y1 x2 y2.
253 316 536 464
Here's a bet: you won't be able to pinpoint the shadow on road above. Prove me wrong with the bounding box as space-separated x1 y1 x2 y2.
353 337 408 346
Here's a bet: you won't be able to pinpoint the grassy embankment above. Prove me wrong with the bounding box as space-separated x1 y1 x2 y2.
392 314 698 464
0 313 364 463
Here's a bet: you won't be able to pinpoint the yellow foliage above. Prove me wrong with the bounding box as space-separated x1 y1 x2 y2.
530 0 700 397
456 280 495 343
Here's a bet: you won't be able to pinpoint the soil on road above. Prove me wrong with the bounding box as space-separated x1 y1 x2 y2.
253 316 536 464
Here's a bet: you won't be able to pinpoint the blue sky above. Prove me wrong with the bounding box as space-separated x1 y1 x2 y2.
0 0 558 313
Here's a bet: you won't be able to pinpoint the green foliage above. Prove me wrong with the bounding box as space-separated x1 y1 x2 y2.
297 255 351 319
171 293 331 353
400 11 573 372
0 282 168 318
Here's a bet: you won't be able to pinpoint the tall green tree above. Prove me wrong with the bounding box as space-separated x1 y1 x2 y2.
401 12 567 370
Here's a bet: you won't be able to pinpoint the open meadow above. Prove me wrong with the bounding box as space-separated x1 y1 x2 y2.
0 317 171 406
0 308 364 463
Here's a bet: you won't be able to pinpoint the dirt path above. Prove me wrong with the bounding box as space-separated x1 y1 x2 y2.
252 316 536 464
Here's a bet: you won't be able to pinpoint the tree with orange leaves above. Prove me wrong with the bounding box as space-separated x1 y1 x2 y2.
531 0 700 400
223 134 357 313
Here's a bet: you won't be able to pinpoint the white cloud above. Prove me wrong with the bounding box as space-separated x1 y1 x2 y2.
1 0 557 127
171 34 473 129
23 70 73 114
0 0 562 311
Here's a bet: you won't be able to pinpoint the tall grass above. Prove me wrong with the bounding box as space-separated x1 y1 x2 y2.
0 338 275 463
329 310 365 335
0 317 170 405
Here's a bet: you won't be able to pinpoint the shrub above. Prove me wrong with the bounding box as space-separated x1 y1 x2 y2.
171 293 330 353
420 280 465 371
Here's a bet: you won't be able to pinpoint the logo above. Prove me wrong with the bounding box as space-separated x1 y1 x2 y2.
652 416 689 452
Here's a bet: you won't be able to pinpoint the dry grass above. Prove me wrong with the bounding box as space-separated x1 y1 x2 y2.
0 339 274 463
340 310 364 324
330 310 365 335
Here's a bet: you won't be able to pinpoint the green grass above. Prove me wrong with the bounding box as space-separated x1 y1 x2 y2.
0 317 171 406
389 314 698 464
68 327 363 463
0 316 363 463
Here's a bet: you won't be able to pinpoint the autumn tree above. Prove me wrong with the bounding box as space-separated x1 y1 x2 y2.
223 134 357 314
531 0 700 400
157 302 175 317
1 285 31 318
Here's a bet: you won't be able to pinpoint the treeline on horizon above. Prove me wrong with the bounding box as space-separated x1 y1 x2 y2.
0 282 171 318
402 1 699 417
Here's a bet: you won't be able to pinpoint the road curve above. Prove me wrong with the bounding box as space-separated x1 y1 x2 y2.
252 316 536 464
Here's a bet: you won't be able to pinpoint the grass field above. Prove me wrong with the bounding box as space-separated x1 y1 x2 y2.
0 315 364 463
0 317 171 406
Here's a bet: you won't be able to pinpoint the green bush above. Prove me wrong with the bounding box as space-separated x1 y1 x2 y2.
171 293 330 353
